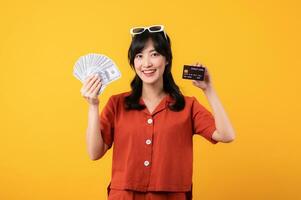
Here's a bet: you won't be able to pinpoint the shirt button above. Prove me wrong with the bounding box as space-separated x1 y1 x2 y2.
147 118 153 124
144 160 150 166
146 139 152 145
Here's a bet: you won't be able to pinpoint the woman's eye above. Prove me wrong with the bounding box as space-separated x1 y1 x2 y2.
136 54 142 58
152 53 159 56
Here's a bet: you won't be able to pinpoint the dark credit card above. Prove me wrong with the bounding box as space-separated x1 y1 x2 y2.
182 65 205 81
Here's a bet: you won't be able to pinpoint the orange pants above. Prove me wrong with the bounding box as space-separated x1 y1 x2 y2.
108 189 191 200
107 184 192 200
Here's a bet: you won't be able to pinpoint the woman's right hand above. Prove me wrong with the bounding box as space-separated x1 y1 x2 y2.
80 74 102 105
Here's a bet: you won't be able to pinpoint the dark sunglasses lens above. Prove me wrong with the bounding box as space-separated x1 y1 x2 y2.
132 28 145 33
149 26 162 31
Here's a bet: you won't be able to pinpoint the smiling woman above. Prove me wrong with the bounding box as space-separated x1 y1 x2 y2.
125 27 185 112
82 24 235 200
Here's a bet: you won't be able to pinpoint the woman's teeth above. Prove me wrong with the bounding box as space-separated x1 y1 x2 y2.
143 70 156 75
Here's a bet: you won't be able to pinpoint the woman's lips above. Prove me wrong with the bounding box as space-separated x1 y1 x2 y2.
142 69 156 77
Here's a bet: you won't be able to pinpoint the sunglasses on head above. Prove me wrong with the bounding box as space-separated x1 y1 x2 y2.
130 25 167 40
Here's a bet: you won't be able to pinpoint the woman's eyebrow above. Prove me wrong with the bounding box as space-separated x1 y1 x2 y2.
141 49 156 54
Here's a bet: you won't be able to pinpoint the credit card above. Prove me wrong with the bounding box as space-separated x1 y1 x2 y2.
182 65 205 81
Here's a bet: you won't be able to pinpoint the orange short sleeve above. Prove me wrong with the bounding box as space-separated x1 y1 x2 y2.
100 96 115 149
191 97 218 144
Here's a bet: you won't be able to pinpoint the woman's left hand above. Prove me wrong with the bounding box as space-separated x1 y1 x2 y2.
191 63 213 91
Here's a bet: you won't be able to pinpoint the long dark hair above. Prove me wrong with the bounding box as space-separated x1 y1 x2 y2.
124 29 185 111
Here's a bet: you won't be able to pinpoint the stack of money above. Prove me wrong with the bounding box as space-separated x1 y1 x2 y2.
73 53 121 95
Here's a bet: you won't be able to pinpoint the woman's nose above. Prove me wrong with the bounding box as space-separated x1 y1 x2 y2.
142 57 152 68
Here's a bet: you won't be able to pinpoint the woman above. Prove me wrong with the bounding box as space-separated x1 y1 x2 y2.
81 25 236 200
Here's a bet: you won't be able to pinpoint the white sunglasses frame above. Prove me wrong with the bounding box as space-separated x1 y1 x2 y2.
130 25 167 40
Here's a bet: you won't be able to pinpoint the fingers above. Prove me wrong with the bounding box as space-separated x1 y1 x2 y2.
84 74 99 91
83 74 96 89
84 74 94 84
193 62 208 71
88 77 102 94
91 80 102 96
80 74 102 97
191 62 210 80
82 74 97 89
191 62 203 67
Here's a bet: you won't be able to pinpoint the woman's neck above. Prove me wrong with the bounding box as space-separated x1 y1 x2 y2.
141 79 167 101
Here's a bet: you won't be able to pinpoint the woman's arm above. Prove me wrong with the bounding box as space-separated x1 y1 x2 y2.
86 104 108 160
203 86 236 142
192 63 236 143
81 74 108 160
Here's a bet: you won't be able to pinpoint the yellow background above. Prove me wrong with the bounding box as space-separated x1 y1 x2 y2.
0 0 300 199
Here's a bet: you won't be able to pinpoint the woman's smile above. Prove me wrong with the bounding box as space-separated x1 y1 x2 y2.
142 69 157 77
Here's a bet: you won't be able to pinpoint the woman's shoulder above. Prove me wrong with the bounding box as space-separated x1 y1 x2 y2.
180 95 205 109
182 94 198 102
109 91 131 102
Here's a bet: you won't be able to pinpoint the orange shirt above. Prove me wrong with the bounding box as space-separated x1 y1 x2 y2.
100 91 218 192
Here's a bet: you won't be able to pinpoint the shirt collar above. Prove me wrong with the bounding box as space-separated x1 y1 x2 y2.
138 93 175 115
139 93 174 105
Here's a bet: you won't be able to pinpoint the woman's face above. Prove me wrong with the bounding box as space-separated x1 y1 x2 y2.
134 39 168 85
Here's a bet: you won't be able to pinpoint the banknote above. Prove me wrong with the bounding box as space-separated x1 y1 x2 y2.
73 53 121 95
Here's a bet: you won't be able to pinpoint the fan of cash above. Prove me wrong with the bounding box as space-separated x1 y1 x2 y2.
73 53 121 95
